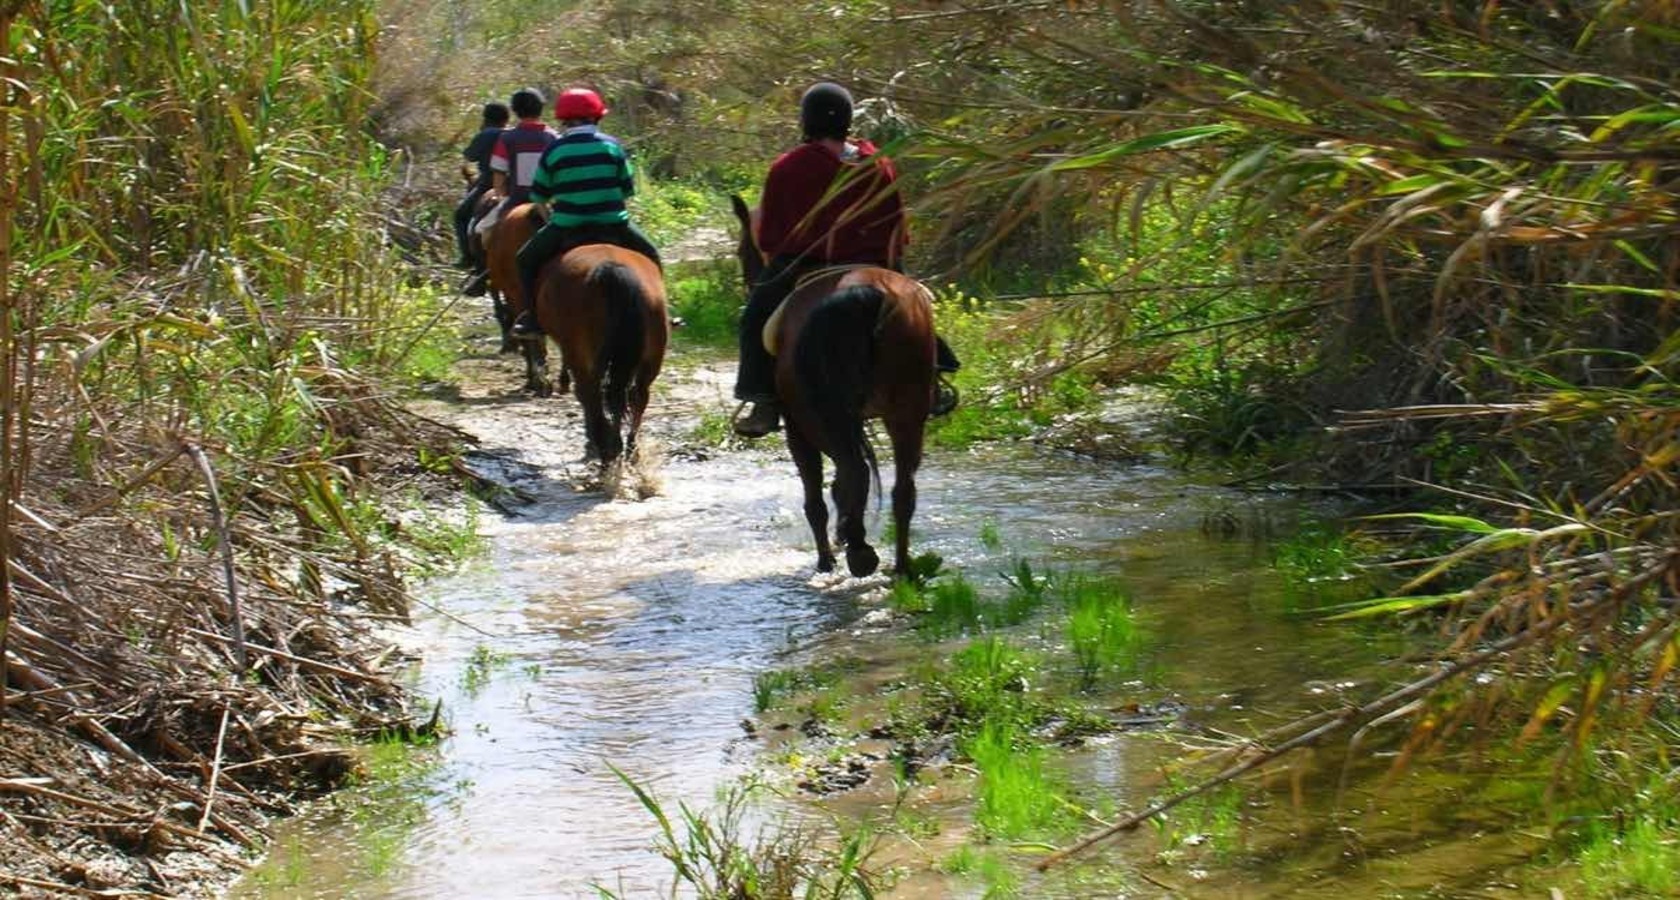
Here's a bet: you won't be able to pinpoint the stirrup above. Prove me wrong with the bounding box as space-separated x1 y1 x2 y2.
511 313 543 340
932 376 959 418
731 401 781 438
461 270 489 297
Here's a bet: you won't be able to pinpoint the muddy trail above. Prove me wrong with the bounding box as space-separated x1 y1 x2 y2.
229 329 1541 899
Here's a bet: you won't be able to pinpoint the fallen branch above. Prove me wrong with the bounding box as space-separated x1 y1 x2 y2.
0 869 170 899
185 444 248 671
181 627 387 683
197 706 230 834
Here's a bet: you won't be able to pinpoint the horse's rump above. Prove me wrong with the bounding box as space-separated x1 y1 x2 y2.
536 244 669 464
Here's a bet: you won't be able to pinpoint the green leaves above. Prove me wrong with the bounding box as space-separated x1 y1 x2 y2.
1048 124 1243 172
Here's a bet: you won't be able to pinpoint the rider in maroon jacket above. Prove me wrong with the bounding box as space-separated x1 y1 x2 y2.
733 82 957 438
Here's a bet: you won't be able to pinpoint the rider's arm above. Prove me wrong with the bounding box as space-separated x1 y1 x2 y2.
619 147 636 199
528 149 555 205
757 153 812 257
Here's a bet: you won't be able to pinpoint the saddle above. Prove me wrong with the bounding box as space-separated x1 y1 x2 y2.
760 264 899 356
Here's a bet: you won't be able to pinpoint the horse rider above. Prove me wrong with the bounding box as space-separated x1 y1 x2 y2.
732 81 959 439
463 87 559 297
454 101 510 269
510 86 663 338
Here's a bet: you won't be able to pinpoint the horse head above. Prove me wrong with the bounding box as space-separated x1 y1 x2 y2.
729 194 765 288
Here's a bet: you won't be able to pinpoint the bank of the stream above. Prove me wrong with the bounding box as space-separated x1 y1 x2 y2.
220 320 1605 899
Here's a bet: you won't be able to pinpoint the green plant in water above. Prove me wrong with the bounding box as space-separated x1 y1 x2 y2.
752 666 843 714
1576 814 1678 899
605 767 880 899
937 847 1020 898
460 644 514 697
1061 576 1143 689
963 720 1069 839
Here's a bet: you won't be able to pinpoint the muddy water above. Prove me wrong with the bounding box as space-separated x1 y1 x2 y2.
229 349 1505 899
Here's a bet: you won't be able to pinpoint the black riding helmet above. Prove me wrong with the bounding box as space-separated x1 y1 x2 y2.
510 87 545 119
800 82 853 140
482 101 511 127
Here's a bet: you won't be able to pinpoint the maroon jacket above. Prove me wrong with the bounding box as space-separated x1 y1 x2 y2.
757 139 907 266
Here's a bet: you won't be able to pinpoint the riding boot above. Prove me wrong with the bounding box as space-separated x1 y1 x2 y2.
455 186 489 268
734 401 781 438
512 309 541 337
514 224 567 339
461 269 490 297
734 256 799 397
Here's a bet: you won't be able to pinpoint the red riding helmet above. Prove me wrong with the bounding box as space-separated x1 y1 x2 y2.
555 88 608 121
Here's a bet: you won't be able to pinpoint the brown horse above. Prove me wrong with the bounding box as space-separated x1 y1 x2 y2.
730 195 936 578
483 203 553 396
529 244 668 464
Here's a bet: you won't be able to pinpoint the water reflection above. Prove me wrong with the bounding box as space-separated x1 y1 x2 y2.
233 377 1379 899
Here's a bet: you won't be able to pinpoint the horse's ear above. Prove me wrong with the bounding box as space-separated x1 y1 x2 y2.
729 194 751 226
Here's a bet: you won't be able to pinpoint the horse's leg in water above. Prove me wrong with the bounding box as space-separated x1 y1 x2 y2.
624 380 650 459
830 439 879 577
785 427 835 573
884 412 927 577
574 372 621 464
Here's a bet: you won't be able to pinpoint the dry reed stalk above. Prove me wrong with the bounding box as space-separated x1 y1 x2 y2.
0 4 16 725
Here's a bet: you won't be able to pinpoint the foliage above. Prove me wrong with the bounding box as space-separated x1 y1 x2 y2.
606 769 880 900
668 260 743 347
1060 575 1144 690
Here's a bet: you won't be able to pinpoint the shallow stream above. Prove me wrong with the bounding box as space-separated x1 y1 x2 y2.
229 348 1541 899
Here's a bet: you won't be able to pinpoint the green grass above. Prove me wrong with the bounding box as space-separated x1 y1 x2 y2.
460 644 515 697
963 721 1070 839
1576 814 1679 898
752 665 845 713
937 846 1021 898
668 260 743 347
606 769 880 899
889 562 1059 639
1061 576 1143 689
634 178 725 248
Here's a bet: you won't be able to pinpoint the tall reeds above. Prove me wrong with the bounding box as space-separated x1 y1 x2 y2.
1 0 458 875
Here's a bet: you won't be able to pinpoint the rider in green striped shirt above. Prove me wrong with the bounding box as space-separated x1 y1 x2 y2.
513 87 662 337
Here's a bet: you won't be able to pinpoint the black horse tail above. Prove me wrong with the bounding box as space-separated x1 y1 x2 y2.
793 285 883 498
592 261 646 420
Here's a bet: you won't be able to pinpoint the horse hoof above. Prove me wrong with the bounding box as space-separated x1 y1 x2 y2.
816 554 836 573
845 544 880 578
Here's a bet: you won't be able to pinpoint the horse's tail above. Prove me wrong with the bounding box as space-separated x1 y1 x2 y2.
793 285 884 496
591 261 646 419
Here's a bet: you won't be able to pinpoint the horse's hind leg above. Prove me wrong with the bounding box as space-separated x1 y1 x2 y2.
525 336 550 397
885 413 927 577
492 289 518 354
624 381 650 459
786 428 834 573
573 374 619 464
830 444 878 577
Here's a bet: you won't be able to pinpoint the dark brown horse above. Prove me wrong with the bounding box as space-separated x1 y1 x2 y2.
730 195 936 578
483 203 553 396
530 244 668 464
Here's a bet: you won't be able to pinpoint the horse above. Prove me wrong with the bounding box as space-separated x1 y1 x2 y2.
528 242 668 465
730 195 936 578
482 203 554 396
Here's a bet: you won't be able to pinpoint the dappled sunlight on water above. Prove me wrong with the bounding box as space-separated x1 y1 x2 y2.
233 357 1523 900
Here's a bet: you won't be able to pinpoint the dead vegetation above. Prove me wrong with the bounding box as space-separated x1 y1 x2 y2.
0 2 480 894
